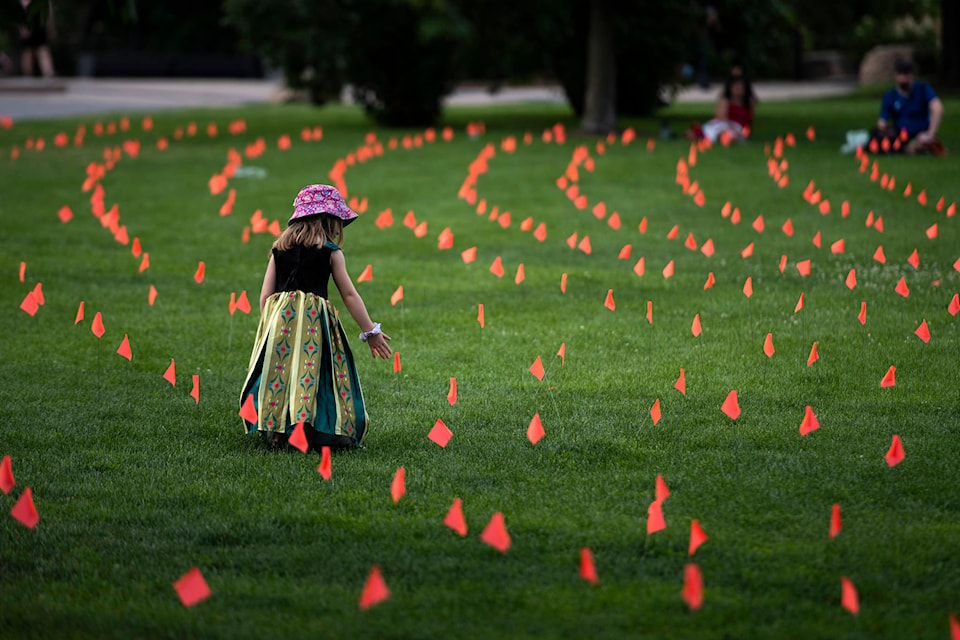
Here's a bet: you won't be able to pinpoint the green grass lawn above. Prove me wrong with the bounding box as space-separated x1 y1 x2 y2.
1 94 959 639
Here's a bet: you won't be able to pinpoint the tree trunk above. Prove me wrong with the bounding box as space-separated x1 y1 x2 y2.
581 0 616 135
943 0 960 86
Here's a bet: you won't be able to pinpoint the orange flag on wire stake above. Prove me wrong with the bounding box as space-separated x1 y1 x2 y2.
689 520 708 556
163 359 176 386
846 269 857 290
794 292 804 313
444 497 468 536
949 294 959 316
650 399 661 425
830 504 842 539
527 413 545 444
0 455 14 494
357 264 372 283
239 394 257 424
236 291 251 315
743 277 753 298
20 291 38 316
11 487 39 529
477 304 485 328
885 434 904 467
191 375 199 404
580 548 599 584
674 369 686 395
489 257 504 278
807 342 819 367
604 290 615 311
447 378 457 405
557 342 565 366
359 565 390 610
92 312 105 338
174 568 211 608
391 286 404 306
880 366 896 388
480 512 511 552
800 405 820 435
318 446 332 480
895 277 910 298
428 419 452 448
841 577 859 615
529 356 545 381
289 421 309 453
194 262 205 284
647 500 666 534
915 319 930 343
692 314 702 337
390 467 406 503
393 352 401 373
763 333 774 358
682 563 704 611
561 273 568 293
721 390 740 420
117 335 132 361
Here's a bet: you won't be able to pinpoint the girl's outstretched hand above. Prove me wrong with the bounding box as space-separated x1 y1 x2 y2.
367 332 392 359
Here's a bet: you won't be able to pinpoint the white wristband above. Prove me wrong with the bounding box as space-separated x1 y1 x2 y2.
359 323 382 342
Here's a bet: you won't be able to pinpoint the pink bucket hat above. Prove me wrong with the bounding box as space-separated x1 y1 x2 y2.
289 184 359 226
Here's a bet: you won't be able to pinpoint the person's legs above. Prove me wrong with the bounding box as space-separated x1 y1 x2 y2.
36 45 54 78
20 48 33 76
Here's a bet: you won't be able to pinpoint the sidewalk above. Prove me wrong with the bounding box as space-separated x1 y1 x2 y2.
0 77 858 122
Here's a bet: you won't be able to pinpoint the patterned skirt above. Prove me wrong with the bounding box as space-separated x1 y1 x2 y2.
239 290 368 448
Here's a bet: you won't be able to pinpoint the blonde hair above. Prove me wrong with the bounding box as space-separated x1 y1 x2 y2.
272 215 344 254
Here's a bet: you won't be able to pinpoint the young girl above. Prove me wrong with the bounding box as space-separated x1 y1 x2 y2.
239 184 391 449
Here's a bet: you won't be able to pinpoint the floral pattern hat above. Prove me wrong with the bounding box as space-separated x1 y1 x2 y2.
289 184 359 226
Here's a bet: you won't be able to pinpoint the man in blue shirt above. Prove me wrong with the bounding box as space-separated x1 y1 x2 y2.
877 59 944 154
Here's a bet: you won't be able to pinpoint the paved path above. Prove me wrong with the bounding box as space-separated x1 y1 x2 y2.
0 77 858 122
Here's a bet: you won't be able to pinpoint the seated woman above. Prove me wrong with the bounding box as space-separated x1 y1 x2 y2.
688 67 757 143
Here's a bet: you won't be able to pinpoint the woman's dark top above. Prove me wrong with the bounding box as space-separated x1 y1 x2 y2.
272 242 340 299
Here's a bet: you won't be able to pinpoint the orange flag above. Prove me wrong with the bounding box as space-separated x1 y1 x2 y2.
794 292 804 313
480 512 512 552
163 359 176 386
289 421 309 453
691 314 702 337
830 503 842 539
915 319 930 343
577 236 592 255
489 257 504 278
885 434 904 467
845 269 857 290
604 289 615 311
655 474 670 502
721 390 740 420
461 246 477 264
190 375 200 405
390 466 406 503
682 563 704 611
91 312 105 338
743 277 753 298
797 260 811 277
31 282 44 306
880 365 896 388
763 333 774 358
58 205 73 223
527 413 545 444
236 291 251 315
752 215 764 233
391 286 404 306
646 500 666 534
117 334 132 360
19 291 38 316
841 200 850 217
689 520 708 556
357 264 372 283
667 225 679 240
428 419 452 448
741 242 754 259
918 189 927 206
317 446 332 480
437 227 454 250
444 497 468 536
194 262 205 284
874 216 884 233
561 273 568 293
477 303 485 328
662 260 675 279
533 223 547 242
895 277 909 298
703 272 715 290
557 342 566 366
618 244 632 260
633 257 645 277
393 352 401 373
779 255 787 273
841 577 859 615
700 238 715 257
529 356 545 381
0 455 14 494
800 405 820 435
650 399 661 425
858 302 867 325
646 301 653 325
674 368 686 395
239 394 258 424
782 218 794 236
926 223 938 239
579 547 599 584
807 342 819 367
684 232 698 251
359 565 390 610
447 378 457 406
907 249 919 269
873 245 886 264
10 486 39 529
949 294 959 316
806 125 816 141
515 264 525 285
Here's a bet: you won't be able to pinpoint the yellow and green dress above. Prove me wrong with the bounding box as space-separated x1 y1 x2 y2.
239 242 368 448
